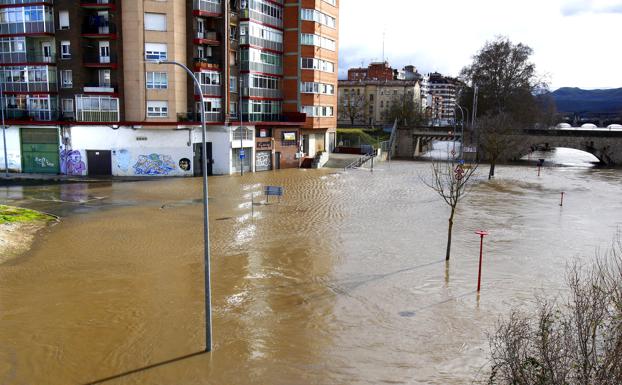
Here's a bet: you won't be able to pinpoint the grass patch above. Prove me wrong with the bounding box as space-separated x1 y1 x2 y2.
0 205 55 224
337 128 390 148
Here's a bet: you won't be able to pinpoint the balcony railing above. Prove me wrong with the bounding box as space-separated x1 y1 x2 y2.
81 21 117 36
1 108 59 121
76 109 119 122
243 87 282 99
239 35 282 52
193 57 220 70
83 52 118 66
83 82 117 93
0 51 55 64
177 111 222 122
0 20 54 36
240 61 282 76
193 0 222 15
195 31 219 42
241 8 283 28
198 84 221 96
80 0 115 8
1 82 57 93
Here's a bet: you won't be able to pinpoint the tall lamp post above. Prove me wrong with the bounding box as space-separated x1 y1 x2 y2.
1 85 8 177
155 60 212 352
454 104 465 159
239 77 244 176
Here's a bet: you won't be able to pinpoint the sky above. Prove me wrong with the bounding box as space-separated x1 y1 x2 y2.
338 0 622 90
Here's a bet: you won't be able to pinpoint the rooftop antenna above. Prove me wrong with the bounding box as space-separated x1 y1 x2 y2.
382 29 386 63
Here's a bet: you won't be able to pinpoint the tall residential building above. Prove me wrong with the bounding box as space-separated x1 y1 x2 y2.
421 72 459 127
0 0 339 176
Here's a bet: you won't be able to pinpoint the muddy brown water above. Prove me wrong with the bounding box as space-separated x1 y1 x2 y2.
1 159 622 384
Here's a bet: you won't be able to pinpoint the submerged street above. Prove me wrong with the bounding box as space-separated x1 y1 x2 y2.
1 157 622 384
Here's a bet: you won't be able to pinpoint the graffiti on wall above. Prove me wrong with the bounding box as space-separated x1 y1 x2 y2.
133 153 177 175
60 150 86 175
256 151 271 169
116 149 131 172
0 154 20 171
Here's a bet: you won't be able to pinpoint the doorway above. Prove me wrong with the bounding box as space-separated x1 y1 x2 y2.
86 150 112 176
274 152 281 170
193 142 213 176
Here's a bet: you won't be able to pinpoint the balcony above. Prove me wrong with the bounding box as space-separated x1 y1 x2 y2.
83 53 118 68
239 35 282 52
83 82 116 93
0 51 55 65
177 111 222 123
194 31 220 46
1 108 59 122
243 87 282 99
198 84 222 97
240 61 283 76
2 81 57 93
80 0 115 9
240 9 283 29
193 0 222 16
75 95 120 122
193 58 220 71
81 21 117 38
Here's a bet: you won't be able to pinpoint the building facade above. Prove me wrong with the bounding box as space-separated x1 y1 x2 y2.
0 0 339 176
338 79 421 126
421 72 459 127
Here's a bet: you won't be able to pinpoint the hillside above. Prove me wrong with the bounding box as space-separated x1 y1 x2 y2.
551 87 622 113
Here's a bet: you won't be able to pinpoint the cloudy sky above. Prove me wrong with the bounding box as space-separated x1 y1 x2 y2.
338 0 622 90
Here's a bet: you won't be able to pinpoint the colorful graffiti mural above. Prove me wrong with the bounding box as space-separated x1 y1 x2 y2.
60 150 86 175
133 153 177 176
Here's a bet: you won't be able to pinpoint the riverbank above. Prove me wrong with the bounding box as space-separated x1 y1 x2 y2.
0 205 57 263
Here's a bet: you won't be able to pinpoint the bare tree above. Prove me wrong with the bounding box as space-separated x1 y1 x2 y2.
383 96 424 127
477 112 520 179
339 91 367 126
424 159 478 261
485 237 622 385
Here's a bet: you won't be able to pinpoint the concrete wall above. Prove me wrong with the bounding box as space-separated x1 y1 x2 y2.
0 127 22 172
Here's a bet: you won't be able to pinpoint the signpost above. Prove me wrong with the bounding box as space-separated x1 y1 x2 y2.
475 230 489 292
264 185 283 203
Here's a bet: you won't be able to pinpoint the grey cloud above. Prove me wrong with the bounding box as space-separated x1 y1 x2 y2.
561 0 622 15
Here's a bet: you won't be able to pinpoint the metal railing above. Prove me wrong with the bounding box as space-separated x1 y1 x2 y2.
241 8 283 28
0 51 55 64
243 87 282 99
344 149 377 171
1 82 57 93
76 109 119 122
239 35 282 52
240 60 283 75
193 0 222 14
198 84 221 96
81 21 117 35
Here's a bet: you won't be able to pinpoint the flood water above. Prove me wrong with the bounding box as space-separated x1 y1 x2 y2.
1 153 622 384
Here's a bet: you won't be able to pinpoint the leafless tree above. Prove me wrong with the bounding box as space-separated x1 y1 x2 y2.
424 159 479 261
339 91 367 126
477 112 520 179
485 237 622 385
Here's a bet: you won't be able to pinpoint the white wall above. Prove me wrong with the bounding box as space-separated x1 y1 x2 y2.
0 127 22 172
192 125 256 175
69 126 193 176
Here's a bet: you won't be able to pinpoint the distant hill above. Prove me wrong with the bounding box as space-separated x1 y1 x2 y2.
550 87 622 114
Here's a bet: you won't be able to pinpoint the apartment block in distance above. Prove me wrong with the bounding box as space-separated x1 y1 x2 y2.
0 0 339 176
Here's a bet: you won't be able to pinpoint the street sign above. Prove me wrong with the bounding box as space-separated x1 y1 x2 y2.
240 149 245 159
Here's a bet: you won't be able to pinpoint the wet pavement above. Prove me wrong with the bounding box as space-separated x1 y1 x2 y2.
1 154 622 384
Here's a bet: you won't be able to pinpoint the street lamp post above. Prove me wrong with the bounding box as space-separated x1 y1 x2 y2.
155 60 212 352
239 77 243 176
1 85 8 177
454 104 465 159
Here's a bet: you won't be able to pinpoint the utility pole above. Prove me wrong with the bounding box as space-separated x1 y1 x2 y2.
239 77 244 176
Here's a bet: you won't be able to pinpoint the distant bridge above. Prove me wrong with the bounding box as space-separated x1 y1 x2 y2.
395 126 622 166
559 112 622 128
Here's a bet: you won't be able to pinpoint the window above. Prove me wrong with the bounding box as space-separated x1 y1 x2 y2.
147 101 168 117
144 13 166 31
300 33 335 51
323 0 336 5
60 41 70 59
301 57 334 73
301 9 336 28
59 10 69 30
60 70 72 88
302 105 334 117
146 71 168 89
61 98 73 117
229 76 237 92
145 43 167 60
301 81 334 95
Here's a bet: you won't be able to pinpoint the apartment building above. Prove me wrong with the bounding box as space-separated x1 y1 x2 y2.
338 79 421 126
421 72 459 127
0 0 339 176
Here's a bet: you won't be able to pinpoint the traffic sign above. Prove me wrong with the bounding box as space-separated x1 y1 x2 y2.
240 149 245 159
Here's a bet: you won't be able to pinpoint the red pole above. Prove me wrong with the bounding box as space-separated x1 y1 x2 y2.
560 192 564 206
475 230 488 292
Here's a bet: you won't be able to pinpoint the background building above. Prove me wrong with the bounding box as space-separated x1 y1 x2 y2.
0 0 339 175
421 72 459 127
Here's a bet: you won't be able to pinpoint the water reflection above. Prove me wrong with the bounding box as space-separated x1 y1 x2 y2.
1 162 622 384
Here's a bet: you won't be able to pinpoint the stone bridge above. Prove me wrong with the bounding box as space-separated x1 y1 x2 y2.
507 128 622 165
394 126 622 166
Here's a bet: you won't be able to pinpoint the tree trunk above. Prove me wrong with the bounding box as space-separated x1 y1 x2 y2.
446 207 456 261
488 162 496 180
